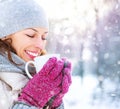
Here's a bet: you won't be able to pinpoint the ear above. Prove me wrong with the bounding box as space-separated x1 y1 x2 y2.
2 34 13 40
1 36 7 40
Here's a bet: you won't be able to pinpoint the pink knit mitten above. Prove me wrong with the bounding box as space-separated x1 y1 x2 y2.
18 57 66 108
50 60 72 108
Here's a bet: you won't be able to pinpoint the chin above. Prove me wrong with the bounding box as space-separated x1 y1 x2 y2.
21 57 29 62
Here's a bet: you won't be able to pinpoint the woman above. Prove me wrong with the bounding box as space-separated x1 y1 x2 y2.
0 0 72 109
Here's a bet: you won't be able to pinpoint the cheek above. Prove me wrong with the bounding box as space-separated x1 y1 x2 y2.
13 44 22 56
11 40 25 55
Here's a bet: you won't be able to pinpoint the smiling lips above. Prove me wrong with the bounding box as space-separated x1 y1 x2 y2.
25 50 39 59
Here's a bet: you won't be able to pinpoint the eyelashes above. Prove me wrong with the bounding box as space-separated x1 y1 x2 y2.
42 37 47 40
26 34 47 40
26 34 34 38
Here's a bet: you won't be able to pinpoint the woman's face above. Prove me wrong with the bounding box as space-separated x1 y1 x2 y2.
8 27 48 62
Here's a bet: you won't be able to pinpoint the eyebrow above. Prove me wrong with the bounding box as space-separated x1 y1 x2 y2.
28 28 48 34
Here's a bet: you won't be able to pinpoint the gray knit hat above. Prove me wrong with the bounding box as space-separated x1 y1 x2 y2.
0 0 49 38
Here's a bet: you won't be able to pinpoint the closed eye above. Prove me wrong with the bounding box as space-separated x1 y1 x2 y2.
25 34 34 38
42 37 47 40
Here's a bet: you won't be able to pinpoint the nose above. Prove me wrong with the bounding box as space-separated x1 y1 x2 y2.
34 37 46 49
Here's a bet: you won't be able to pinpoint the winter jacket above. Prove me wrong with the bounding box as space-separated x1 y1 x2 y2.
0 53 64 109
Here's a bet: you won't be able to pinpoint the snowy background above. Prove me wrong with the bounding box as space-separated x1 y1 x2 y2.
36 0 120 109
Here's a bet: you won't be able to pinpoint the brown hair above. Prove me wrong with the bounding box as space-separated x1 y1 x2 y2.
0 38 17 65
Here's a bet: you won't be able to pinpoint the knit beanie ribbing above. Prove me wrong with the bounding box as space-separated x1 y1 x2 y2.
0 0 49 38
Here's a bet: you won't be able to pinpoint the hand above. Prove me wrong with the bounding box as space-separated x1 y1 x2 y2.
50 59 72 108
18 57 66 108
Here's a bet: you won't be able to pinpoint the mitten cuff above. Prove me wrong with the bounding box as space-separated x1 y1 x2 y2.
12 101 38 109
